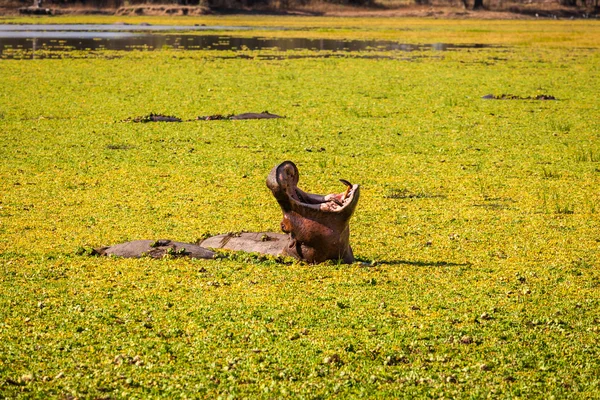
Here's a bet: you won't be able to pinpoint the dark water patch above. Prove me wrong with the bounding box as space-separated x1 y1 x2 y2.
216 54 418 61
0 31 496 60
0 24 251 33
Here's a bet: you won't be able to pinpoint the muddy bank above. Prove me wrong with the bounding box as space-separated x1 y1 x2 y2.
115 5 211 16
5 3 598 19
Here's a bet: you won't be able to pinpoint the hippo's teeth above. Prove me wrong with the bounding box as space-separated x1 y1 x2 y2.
341 187 351 201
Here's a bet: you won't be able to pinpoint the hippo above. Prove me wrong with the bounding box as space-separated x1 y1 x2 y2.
197 112 284 121
95 161 360 264
94 239 215 259
128 112 284 123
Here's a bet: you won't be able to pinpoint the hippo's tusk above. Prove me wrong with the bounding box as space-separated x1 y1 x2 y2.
340 179 352 201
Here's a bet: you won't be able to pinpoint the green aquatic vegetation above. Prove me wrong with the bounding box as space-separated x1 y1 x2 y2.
0 17 600 398
574 147 600 163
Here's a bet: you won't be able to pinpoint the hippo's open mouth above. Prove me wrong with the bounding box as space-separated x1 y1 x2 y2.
267 160 360 216
290 178 359 213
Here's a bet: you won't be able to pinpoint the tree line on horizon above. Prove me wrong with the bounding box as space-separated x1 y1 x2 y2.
13 0 598 13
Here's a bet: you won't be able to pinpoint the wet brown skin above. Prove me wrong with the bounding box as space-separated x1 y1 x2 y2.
266 161 360 264
96 161 359 263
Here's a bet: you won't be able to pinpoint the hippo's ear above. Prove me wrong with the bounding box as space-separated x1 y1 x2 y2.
277 161 299 186
266 161 298 210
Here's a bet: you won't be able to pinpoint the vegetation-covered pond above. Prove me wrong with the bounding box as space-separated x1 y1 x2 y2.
0 15 599 398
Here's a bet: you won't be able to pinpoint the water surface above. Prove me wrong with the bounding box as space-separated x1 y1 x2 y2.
0 24 494 59
0 24 251 32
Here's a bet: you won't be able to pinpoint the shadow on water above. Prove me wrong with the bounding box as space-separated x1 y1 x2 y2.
356 257 471 267
0 25 496 60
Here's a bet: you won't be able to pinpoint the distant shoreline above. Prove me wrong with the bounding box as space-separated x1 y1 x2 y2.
3 3 598 20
